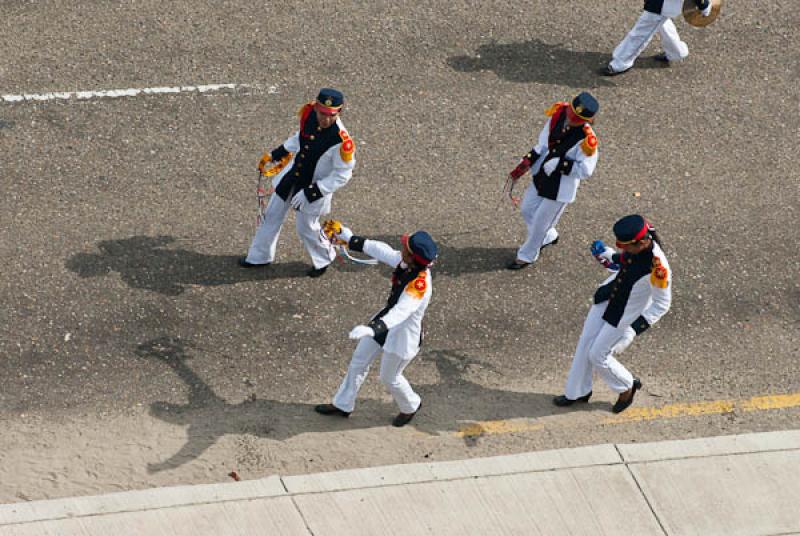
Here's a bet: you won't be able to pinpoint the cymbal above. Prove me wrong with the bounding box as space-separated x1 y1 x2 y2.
683 0 723 27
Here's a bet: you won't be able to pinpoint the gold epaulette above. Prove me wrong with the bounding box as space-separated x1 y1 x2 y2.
581 124 598 156
405 271 427 299
339 130 355 162
545 101 568 117
650 257 669 288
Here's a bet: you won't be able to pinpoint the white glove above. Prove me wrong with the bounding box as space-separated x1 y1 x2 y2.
542 158 559 176
290 190 308 210
348 325 375 340
701 3 713 16
611 326 636 355
336 225 353 244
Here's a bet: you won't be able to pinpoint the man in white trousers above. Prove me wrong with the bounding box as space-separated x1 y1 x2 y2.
506 92 599 270
554 215 672 413
315 225 437 427
604 0 713 76
239 88 356 277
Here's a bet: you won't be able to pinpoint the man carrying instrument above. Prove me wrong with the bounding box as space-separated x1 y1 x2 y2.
239 88 356 278
553 215 672 413
506 92 599 270
604 0 714 76
315 221 437 427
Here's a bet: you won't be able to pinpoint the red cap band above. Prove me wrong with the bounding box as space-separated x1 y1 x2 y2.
616 219 651 247
314 101 341 116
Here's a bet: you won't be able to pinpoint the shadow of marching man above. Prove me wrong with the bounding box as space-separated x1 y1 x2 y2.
136 336 394 473
67 235 308 296
363 234 517 279
447 39 614 88
415 349 560 444
135 337 228 473
137 338 577 471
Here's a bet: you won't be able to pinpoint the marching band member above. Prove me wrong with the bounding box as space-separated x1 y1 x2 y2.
315 223 437 427
554 215 672 413
604 0 713 76
506 92 599 270
239 88 356 277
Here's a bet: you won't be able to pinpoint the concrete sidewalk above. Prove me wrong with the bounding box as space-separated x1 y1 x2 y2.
1 430 798 536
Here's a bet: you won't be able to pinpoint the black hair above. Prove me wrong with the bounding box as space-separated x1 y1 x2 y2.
647 228 663 249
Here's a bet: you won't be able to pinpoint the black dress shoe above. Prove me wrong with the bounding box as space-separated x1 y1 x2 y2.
602 65 630 77
506 260 531 270
238 257 271 268
552 391 592 407
653 53 670 63
307 265 328 278
314 404 351 418
392 403 421 427
612 378 642 414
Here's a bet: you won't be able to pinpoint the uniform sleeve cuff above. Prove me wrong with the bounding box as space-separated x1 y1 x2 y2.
349 236 366 252
559 158 575 175
631 316 650 335
367 318 388 337
270 146 289 161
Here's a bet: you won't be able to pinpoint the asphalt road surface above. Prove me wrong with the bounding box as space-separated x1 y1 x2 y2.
1 0 798 502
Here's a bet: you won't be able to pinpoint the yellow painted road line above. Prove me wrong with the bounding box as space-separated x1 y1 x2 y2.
739 392 800 411
455 420 544 438
603 400 736 424
604 392 800 424
453 392 800 438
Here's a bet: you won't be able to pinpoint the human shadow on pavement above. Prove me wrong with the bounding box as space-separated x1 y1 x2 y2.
414 349 586 444
66 235 308 295
137 337 559 472
434 245 517 277
447 38 614 88
363 234 516 278
136 336 399 473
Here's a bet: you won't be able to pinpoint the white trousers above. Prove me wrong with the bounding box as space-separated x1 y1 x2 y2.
517 187 565 263
609 11 689 72
245 193 335 269
332 337 421 414
564 303 635 399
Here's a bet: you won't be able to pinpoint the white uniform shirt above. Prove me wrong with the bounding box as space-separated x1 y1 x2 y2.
362 240 432 360
271 117 355 217
529 113 599 203
597 242 672 329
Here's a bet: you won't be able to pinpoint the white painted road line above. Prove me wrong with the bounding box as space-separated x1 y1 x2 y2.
1 83 275 104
